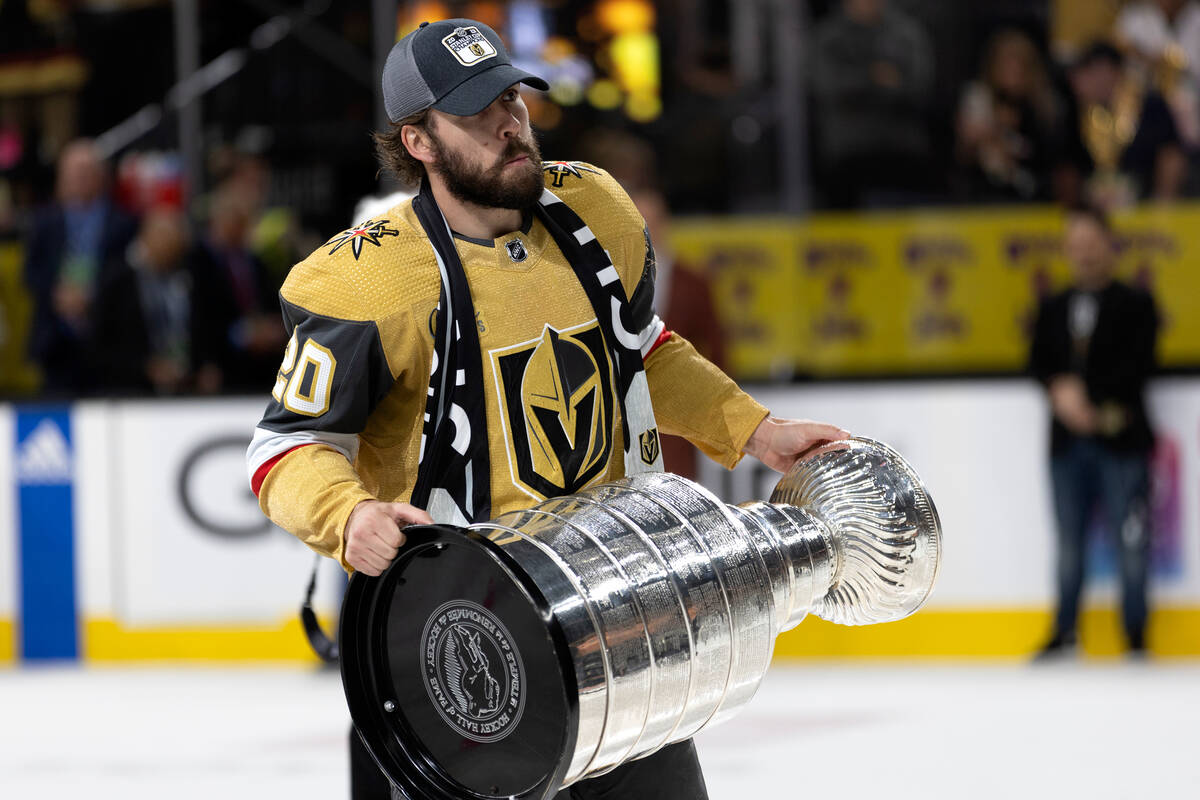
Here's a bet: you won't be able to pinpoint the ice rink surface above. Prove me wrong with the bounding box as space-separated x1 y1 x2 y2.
2 660 1198 799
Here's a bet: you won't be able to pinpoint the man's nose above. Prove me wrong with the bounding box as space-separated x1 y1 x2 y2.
496 108 519 138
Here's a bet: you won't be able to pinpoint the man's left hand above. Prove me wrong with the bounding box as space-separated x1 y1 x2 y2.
743 416 851 473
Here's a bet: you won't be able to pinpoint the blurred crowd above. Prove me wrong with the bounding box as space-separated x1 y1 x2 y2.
812 0 1200 209
3 0 1200 399
12 140 300 398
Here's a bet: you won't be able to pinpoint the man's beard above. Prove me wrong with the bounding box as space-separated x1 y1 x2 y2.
430 132 544 210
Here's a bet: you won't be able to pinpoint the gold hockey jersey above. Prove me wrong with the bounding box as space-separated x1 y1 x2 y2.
247 162 767 569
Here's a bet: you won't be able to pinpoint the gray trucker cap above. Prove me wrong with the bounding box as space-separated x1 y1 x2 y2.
382 19 550 122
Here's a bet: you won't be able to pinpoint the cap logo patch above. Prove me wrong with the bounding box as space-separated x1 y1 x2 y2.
442 26 498 67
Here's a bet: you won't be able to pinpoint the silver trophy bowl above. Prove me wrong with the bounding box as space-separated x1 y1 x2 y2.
340 437 941 800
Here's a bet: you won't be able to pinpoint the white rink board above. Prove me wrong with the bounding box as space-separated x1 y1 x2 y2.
696 377 1200 606
73 401 116 619
74 398 344 626
5 378 1200 631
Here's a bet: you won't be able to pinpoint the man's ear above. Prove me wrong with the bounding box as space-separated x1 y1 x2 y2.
403 123 437 165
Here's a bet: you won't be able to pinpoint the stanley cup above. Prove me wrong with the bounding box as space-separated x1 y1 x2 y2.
340 437 942 800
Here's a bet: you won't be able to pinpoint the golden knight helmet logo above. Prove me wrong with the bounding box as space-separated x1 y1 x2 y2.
522 327 607 487
495 322 613 498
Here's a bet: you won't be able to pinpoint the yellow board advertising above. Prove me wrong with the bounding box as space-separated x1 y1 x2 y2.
0 241 40 395
672 204 1200 379
670 218 801 379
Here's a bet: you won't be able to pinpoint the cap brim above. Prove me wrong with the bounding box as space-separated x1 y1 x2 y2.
432 64 550 117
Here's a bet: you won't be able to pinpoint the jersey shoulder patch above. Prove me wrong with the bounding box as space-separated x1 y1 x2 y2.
322 217 402 261
542 160 605 189
315 198 428 266
287 200 439 323
541 159 636 218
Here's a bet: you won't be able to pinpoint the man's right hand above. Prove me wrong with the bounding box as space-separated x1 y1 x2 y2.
344 500 433 576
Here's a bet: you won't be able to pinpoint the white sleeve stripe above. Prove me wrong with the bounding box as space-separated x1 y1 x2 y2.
245 426 360 485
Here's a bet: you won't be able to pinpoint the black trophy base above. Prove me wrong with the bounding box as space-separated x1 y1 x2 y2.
340 525 579 800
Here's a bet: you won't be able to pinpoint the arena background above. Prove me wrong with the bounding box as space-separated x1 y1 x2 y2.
2 0 1200 797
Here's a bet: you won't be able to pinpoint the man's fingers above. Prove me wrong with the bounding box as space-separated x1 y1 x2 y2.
806 422 851 441
347 545 389 576
350 556 379 577
342 501 434 578
386 502 434 527
362 531 400 561
371 519 406 550
360 553 388 576
345 500 411 575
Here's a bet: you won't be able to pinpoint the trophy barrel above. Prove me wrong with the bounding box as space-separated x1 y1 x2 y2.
481 473 775 779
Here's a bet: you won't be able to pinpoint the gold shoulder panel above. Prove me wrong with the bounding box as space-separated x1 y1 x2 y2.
283 203 441 324
540 160 647 296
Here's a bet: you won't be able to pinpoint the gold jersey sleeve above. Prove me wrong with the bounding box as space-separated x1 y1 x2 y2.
252 213 440 568
645 333 768 469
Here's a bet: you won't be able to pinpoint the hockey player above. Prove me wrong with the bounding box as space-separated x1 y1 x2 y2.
247 18 848 800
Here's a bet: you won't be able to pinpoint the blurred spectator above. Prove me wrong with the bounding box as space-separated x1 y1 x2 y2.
811 0 936 208
1058 42 1187 208
23 139 135 395
1115 0 1200 146
1030 206 1158 659
92 206 200 396
190 186 286 394
580 129 728 480
209 148 313 295
955 29 1061 202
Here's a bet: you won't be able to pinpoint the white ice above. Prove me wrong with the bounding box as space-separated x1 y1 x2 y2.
1 661 1197 799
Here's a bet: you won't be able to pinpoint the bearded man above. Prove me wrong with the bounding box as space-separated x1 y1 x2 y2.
246 18 848 800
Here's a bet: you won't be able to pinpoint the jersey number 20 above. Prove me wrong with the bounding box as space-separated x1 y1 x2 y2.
272 332 337 416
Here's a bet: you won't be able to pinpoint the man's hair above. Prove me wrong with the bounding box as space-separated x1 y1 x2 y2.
1067 203 1113 236
373 109 431 187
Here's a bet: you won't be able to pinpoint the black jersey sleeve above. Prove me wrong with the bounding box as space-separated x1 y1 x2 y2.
258 296 396 435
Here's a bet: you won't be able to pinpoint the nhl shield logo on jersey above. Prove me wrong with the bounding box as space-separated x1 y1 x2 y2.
638 428 660 465
543 161 601 188
491 321 614 499
442 26 498 66
504 238 527 262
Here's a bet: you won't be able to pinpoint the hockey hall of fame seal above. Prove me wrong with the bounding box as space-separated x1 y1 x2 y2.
420 599 527 743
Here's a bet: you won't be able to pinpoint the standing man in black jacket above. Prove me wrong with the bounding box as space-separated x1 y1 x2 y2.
1030 205 1159 658
23 139 135 395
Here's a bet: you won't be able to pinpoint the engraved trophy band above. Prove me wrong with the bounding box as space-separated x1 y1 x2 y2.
340 437 942 800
